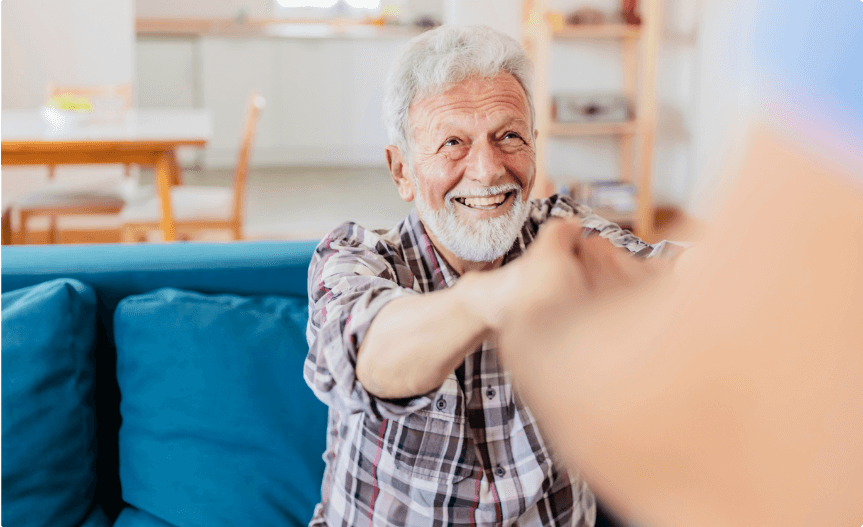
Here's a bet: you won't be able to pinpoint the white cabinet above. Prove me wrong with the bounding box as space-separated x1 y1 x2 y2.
136 36 198 108
136 34 413 169
199 38 279 167
136 36 201 166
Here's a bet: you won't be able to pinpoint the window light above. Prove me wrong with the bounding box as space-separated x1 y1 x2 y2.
345 0 381 8
276 0 338 8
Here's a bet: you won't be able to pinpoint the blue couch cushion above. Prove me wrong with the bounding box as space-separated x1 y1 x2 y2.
1 278 101 527
113 288 328 527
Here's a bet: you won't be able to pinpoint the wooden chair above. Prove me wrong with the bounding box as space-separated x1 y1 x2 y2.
120 93 265 242
16 83 135 244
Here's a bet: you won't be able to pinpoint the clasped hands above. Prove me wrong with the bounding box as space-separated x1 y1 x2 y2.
464 218 673 334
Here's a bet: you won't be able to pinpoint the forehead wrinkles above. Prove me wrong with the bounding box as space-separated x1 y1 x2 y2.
410 77 530 138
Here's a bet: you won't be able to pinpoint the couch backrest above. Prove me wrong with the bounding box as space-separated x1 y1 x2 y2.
1 240 320 521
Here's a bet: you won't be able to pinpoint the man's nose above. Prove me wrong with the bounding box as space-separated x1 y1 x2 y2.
465 140 506 185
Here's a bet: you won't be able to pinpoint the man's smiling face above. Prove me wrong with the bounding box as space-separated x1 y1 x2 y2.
403 73 537 268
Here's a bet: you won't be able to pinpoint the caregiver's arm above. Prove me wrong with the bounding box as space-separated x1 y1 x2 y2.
497 127 863 527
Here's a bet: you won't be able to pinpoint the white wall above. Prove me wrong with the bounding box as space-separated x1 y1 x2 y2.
443 0 522 41
135 0 444 24
687 0 759 219
136 0 273 20
1 0 135 109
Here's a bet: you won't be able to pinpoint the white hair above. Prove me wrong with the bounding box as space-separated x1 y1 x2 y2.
382 24 535 158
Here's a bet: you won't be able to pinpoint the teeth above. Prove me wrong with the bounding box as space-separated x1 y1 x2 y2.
461 193 507 208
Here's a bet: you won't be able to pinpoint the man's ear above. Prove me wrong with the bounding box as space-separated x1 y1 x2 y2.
386 145 415 202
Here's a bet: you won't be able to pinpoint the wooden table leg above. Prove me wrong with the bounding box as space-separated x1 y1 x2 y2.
169 149 183 185
156 150 177 242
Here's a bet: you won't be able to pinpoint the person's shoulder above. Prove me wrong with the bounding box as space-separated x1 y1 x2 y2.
312 219 413 278
310 218 417 287
315 220 401 254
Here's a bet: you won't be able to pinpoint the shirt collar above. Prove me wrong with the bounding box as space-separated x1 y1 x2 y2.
404 208 460 289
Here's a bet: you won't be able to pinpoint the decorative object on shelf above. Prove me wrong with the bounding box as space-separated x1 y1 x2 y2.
552 93 631 124
568 181 637 224
566 6 606 26
234 7 249 26
621 0 641 25
412 15 440 30
547 11 565 32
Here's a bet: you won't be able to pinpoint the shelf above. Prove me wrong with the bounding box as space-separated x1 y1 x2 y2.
549 120 637 136
136 17 422 40
553 24 641 41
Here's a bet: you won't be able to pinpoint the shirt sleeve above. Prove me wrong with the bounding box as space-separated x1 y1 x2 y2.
304 224 432 421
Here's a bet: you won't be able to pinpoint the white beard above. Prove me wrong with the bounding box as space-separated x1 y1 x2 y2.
414 180 531 263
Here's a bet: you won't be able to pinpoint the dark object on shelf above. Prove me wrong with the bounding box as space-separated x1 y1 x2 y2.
553 93 631 124
413 16 441 30
566 6 606 25
621 0 641 25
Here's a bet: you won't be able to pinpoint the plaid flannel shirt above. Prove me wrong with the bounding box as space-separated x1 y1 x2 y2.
305 195 669 527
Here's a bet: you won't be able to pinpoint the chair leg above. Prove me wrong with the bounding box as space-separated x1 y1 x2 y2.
48 215 58 244
232 223 242 241
121 225 136 243
20 211 30 244
1 208 11 245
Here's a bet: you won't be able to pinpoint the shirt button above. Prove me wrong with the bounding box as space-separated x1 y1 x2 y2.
495 464 506 477
486 387 496 400
436 397 447 410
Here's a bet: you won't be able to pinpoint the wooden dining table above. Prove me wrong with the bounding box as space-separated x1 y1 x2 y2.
1 108 213 242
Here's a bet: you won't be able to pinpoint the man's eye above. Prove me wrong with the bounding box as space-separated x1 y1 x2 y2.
503 132 524 141
443 138 460 147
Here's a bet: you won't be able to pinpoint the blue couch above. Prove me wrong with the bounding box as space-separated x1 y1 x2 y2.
1 241 328 527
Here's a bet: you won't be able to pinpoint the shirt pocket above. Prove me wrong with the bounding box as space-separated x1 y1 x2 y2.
387 376 477 483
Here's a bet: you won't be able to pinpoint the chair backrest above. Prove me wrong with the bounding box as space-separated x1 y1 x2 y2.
232 93 266 227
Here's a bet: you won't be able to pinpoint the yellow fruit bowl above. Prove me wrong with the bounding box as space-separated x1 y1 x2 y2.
42 93 94 132
46 93 94 112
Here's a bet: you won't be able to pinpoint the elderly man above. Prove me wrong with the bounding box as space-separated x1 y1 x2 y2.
304 25 670 526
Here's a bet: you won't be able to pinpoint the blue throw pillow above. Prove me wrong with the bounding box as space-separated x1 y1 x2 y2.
113 288 328 527
1 278 101 527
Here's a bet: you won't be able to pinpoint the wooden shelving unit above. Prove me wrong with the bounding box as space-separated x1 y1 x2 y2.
548 120 637 136
523 0 662 239
554 23 641 40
